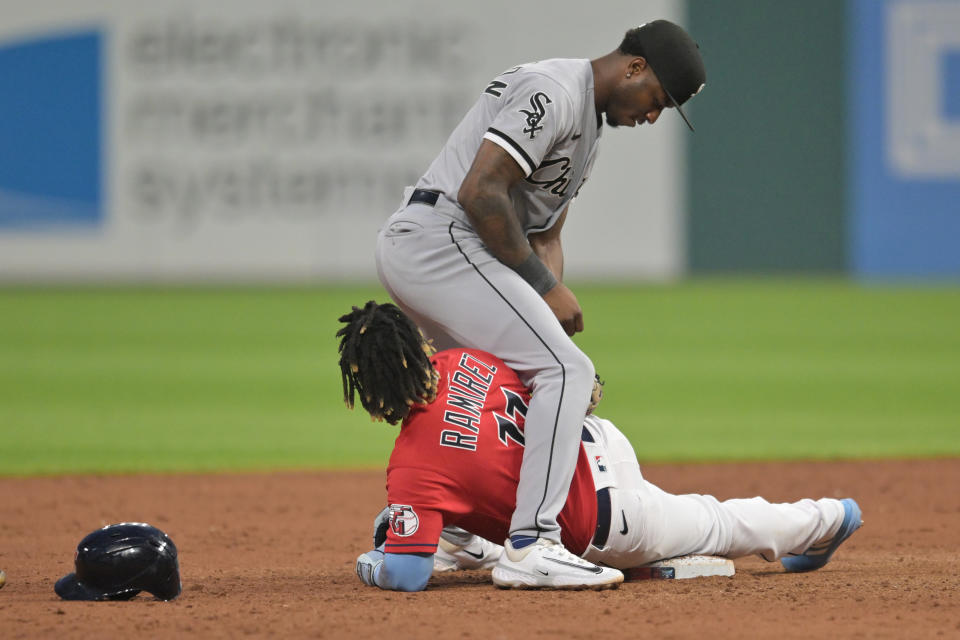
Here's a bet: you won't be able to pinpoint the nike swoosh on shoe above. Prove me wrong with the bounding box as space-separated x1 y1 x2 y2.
546 558 603 574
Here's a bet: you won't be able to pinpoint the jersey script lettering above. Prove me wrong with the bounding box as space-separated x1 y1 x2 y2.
439 353 500 451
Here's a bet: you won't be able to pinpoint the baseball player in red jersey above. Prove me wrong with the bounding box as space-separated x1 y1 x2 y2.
375 20 708 587
340 302 863 591
382 348 599 560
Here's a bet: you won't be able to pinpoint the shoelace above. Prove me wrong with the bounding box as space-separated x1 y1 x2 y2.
542 541 596 567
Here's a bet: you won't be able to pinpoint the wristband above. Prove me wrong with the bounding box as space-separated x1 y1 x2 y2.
513 252 558 295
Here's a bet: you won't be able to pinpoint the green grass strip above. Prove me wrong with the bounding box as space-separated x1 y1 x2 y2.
1 281 957 476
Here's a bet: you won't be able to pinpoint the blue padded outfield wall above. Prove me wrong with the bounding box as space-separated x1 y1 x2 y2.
0 30 103 228
850 0 960 279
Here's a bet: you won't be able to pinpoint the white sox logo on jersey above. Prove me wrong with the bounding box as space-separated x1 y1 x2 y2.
520 92 552 139
388 504 420 537
526 157 572 197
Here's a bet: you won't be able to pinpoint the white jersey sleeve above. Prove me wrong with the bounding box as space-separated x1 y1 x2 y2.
482 71 575 178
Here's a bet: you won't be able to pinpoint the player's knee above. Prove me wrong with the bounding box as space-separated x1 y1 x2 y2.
527 346 593 392
567 350 596 393
541 349 594 394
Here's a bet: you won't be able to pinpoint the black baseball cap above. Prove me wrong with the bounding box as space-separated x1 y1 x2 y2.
620 20 706 131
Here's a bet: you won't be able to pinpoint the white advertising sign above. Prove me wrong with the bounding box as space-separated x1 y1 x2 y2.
0 0 684 281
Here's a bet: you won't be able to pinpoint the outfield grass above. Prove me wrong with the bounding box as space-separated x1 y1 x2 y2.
1 281 958 476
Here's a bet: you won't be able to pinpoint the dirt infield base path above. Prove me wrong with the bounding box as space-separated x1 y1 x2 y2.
2 459 959 639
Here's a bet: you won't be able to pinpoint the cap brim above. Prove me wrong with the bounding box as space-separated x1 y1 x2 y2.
55 573 140 601
663 87 695 132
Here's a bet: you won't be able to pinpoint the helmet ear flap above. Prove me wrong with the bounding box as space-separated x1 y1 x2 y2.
148 563 182 600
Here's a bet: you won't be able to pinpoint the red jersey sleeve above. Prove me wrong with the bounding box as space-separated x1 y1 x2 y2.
384 467 474 554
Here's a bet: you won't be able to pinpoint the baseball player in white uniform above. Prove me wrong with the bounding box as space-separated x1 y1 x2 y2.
375 20 707 587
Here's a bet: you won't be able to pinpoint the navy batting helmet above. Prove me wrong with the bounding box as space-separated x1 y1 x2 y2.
55 522 181 601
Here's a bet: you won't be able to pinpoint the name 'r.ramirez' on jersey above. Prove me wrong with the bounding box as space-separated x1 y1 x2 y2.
383 348 598 556
414 59 602 235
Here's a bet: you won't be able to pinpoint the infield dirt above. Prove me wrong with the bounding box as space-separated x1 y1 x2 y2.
2 459 958 639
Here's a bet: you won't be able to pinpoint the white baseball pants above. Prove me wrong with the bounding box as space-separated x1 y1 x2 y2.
579 416 847 568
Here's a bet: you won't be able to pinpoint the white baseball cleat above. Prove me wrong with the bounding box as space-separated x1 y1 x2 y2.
433 536 503 573
491 538 623 590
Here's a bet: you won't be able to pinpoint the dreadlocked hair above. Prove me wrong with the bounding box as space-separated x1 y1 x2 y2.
336 300 438 425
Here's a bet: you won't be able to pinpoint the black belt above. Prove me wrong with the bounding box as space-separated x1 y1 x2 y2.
408 189 440 207
582 425 612 549
594 488 612 549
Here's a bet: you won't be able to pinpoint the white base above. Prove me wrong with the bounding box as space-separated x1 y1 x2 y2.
626 555 735 580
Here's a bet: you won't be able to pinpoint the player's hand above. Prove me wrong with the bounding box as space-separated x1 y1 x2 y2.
356 549 385 587
586 374 604 414
543 283 584 336
373 506 390 549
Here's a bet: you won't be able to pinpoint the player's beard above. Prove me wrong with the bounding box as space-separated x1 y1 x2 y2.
605 114 621 128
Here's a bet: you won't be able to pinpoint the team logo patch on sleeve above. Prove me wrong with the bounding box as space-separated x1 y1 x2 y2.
388 504 420 537
520 92 552 139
